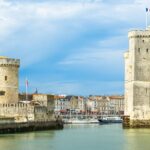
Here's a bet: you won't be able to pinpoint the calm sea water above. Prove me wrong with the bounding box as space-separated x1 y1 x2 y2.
0 124 150 150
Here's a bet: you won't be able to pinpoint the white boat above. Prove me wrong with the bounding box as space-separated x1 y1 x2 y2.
89 118 99 123
71 119 90 124
63 108 99 124
64 118 99 124
98 116 122 124
63 118 72 124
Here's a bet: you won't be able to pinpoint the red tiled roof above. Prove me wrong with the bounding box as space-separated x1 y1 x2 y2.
109 96 124 100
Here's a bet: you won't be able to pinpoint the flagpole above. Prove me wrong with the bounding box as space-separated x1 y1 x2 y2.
146 10 148 29
25 78 28 101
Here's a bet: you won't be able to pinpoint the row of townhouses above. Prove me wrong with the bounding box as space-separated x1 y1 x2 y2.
54 95 124 116
19 93 124 116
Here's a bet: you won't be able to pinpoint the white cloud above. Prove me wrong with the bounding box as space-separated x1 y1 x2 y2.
0 0 145 94
59 34 125 67
0 0 145 43
58 49 124 75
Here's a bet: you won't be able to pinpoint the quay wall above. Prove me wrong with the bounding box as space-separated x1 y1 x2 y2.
0 120 63 134
123 116 150 128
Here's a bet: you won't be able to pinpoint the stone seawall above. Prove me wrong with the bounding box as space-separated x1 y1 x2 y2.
123 116 150 128
0 120 63 134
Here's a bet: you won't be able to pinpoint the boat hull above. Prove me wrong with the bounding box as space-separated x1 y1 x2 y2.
98 119 122 124
98 116 123 124
64 119 99 124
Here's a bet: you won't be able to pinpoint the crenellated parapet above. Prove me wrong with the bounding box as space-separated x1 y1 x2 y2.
0 103 33 108
128 28 150 38
0 57 20 67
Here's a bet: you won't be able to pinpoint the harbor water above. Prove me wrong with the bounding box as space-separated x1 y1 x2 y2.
0 124 150 150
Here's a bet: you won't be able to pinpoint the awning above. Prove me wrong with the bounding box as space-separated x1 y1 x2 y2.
60 110 67 113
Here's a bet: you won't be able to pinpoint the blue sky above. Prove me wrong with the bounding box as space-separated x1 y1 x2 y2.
0 0 148 95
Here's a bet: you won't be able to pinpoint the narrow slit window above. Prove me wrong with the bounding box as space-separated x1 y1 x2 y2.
0 91 5 96
5 76 7 81
138 48 140 53
143 40 145 43
147 49 149 53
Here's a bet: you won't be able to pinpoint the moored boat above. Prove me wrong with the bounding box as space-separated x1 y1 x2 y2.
64 118 99 124
98 116 122 124
89 118 99 124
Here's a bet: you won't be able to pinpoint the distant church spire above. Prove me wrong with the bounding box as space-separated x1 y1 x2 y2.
35 88 38 94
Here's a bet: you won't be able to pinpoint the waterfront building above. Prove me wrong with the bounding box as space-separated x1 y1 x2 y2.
32 94 54 106
98 96 109 115
54 95 69 114
87 95 124 116
87 96 99 114
53 94 124 117
54 96 86 115
77 96 86 114
66 96 79 114
108 96 124 115
124 28 150 127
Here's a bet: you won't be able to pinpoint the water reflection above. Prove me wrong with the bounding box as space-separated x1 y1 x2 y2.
0 131 56 150
0 125 150 150
64 124 100 129
124 128 150 150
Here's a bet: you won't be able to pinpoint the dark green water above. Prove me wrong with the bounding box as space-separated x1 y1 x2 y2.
0 124 150 150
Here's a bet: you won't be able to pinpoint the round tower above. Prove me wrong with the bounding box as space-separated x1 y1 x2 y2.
0 56 20 104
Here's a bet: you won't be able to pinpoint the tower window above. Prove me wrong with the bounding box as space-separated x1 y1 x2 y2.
138 48 140 53
0 91 5 96
146 49 149 53
143 40 145 43
5 76 7 81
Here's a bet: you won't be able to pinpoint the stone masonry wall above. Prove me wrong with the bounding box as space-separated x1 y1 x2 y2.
0 103 34 122
0 103 55 123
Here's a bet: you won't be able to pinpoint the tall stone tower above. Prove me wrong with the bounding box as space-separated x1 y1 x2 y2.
124 28 150 127
0 56 20 104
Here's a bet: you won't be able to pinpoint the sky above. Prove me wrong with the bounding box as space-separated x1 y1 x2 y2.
0 0 148 95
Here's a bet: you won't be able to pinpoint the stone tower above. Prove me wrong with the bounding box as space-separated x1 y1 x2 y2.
0 56 20 104
124 28 150 127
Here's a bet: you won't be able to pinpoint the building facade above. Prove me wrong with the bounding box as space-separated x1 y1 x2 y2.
109 96 124 115
54 97 69 114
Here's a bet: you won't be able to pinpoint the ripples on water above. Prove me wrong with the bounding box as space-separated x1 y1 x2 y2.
0 124 150 150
